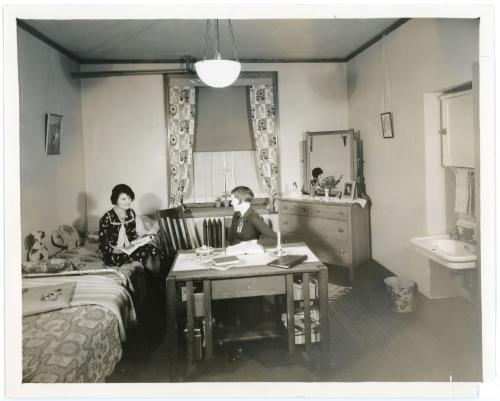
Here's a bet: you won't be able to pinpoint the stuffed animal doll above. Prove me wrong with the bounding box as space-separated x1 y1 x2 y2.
24 231 49 261
51 225 81 249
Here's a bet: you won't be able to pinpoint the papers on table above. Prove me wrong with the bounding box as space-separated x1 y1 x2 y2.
172 245 319 272
226 240 265 256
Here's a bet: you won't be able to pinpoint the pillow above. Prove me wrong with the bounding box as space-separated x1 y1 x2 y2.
22 281 76 316
136 215 159 236
51 225 81 250
22 258 75 274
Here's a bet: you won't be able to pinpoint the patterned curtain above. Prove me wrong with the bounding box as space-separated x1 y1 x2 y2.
168 86 196 206
248 84 279 197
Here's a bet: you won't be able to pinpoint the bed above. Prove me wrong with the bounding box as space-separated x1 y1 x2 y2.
21 226 157 383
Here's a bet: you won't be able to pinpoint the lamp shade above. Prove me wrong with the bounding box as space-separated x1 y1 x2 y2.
195 59 241 88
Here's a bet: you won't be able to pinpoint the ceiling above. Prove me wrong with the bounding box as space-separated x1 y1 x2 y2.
20 19 404 63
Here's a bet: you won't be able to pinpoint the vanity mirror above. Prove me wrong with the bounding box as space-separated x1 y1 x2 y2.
302 129 357 195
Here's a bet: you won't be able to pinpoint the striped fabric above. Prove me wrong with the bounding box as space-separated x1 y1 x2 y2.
22 274 136 340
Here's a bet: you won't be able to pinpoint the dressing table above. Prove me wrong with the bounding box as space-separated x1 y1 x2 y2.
278 196 370 281
281 129 371 280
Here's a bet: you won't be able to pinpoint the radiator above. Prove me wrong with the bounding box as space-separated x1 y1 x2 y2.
203 218 224 248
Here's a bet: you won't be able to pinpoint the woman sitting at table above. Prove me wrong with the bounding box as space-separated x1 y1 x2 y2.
98 183 159 267
218 186 277 361
228 186 277 245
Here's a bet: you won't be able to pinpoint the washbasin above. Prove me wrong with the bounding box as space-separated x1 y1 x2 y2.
411 235 476 269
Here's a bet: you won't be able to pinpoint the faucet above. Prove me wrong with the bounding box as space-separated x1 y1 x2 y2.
467 234 477 246
451 226 476 245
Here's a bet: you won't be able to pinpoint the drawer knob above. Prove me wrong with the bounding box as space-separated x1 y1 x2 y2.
338 227 344 233
340 249 345 254
246 285 251 290
283 221 289 225
339 210 344 215
302 207 308 212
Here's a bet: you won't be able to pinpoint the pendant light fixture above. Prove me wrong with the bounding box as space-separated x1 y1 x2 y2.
195 19 241 88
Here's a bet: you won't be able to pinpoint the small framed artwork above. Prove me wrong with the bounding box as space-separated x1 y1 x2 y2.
381 112 394 138
342 181 356 200
45 113 63 155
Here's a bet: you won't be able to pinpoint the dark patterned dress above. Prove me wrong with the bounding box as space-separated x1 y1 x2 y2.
98 208 159 266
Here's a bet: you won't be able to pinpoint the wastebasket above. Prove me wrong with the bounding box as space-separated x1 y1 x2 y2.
384 276 417 313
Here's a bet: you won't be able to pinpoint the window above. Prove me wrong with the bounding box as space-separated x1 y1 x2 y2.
184 151 268 203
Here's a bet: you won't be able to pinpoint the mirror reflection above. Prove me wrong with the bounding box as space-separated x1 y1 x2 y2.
303 129 355 194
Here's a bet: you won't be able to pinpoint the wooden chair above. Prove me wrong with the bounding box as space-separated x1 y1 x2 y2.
155 206 193 260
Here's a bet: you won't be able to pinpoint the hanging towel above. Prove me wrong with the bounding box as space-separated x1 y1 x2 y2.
454 167 472 215
467 170 475 216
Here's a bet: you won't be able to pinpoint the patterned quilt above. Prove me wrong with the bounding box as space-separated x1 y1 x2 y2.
22 248 141 383
23 305 122 383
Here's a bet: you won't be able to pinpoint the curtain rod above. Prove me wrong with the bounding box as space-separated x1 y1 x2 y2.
71 69 190 78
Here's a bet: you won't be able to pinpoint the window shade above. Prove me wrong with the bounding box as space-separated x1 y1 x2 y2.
195 86 254 152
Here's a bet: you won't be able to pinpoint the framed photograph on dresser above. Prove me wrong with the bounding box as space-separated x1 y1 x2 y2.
342 181 356 200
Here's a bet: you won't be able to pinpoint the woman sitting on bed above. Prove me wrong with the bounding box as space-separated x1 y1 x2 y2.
98 184 159 266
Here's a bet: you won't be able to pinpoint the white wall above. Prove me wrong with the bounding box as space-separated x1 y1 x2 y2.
81 74 169 229
245 63 349 194
346 19 479 296
18 28 85 258
80 62 348 228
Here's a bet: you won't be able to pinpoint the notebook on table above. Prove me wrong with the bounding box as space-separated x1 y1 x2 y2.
212 255 240 270
267 254 308 269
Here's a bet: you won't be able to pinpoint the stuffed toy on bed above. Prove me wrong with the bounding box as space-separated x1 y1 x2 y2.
24 231 49 262
51 225 81 249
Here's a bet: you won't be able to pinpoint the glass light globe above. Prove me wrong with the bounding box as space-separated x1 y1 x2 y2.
194 59 241 88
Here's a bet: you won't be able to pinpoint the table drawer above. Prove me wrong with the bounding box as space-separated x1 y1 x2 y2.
212 276 285 300
280 214 349 240
280 201 348 221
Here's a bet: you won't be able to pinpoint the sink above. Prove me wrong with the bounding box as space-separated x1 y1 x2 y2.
411 235 476 269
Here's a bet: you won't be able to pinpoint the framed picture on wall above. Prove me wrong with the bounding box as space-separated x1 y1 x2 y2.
381 112 394 138
45 113 63 155
342 181 356 200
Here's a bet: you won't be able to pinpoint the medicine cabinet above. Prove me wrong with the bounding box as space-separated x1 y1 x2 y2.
440 89 474 168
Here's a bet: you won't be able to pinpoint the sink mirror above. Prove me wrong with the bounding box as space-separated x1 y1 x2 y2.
303 129 355 193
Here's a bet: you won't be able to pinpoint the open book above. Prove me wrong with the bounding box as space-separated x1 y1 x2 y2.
116 235 154 256
226 240 265 256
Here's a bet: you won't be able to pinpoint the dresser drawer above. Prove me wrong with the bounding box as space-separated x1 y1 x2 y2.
308 240 352 267
212 276 285 300
280 214 349 240
310 203 348 220
280 201 348 221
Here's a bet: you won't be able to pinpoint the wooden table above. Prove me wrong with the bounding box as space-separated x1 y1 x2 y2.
165 243 330 380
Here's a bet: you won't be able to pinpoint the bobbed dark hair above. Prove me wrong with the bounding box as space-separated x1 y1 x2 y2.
312 167 324 178
231 186 254 203
110 184 135 205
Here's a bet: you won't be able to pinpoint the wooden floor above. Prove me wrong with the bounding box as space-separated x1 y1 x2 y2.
107 260 482 383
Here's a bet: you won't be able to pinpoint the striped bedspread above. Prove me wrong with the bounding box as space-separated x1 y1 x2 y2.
22 275 136 340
